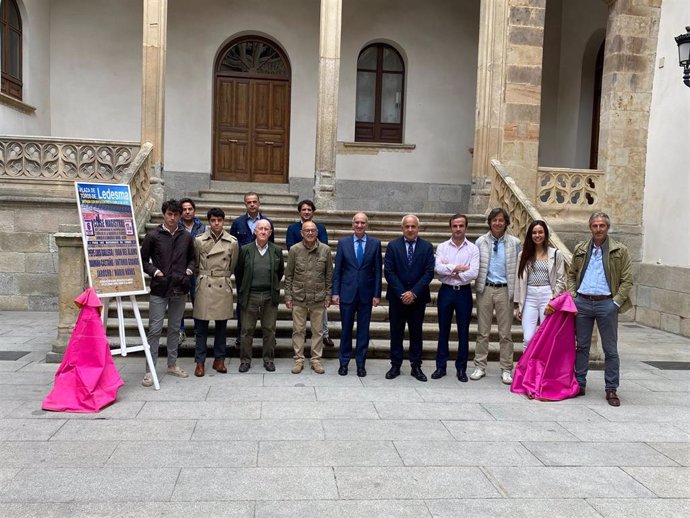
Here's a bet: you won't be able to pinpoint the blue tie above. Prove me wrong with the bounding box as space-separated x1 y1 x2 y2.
406 240 414 266
356 238 364 266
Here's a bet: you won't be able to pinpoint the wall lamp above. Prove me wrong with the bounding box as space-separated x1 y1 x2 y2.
675 26 690 87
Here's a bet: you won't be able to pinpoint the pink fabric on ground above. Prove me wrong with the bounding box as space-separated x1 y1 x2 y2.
511 291 580 401
42 288 123 412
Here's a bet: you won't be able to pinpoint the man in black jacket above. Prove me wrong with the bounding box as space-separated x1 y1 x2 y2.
140 199 195 387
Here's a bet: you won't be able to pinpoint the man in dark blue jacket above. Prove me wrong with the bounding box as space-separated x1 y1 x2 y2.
178 198 206 344
384 215 435 382
332 212 381 377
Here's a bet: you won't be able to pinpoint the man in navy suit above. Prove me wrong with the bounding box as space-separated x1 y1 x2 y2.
384 214 435 382
229 192 275 345
332 212 382 377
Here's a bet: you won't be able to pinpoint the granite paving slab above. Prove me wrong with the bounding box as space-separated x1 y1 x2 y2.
136 400 261 419
9 400 145 419
481 403 606 422
414 386 515 403
206 386 316 401
393 440 542 466
623 466 690 497
522 441 679 466
334 466 499 499
172 467 338 501
50 419 196 441
322 419 454 441
0 441 117 468
0 400 22 417
425 498 602 518
373 401 494 420
560 421 690 442
630 379 690 392
315 386 424 402
263 373 363 387
255 499 430 518
0 371 55 385
116 379 211 401
587 498 690 518
648 442 690 466
484 466 654 498
0 469 19 490
0 501 254 518
257 440 402 467
260 401 379 419
192 419 324 441
0 418 66 441
107 441 257 467
443 420 578 442
0 467 180 503
583 404 690 422
0 384 51 401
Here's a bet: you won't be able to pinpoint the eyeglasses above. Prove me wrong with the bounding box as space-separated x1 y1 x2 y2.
303 229 317 234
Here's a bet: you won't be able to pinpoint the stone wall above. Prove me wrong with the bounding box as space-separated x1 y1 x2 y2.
0 198 78 311
634 264 690 338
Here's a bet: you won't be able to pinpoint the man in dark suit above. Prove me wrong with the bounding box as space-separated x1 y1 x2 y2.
332 212 382 377
384 214 435 382
229 192 274 345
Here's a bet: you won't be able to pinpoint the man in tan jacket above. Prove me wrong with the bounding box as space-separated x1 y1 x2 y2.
193 208 239 377
285 221 333 374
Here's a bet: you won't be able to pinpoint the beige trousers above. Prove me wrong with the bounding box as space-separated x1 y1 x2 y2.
292 302 325 364
474 285 514 371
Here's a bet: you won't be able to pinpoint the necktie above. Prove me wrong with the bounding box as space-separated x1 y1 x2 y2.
356 239 364 266
406 240 414 266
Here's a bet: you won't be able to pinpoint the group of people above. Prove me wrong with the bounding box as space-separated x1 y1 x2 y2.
139 193 633 406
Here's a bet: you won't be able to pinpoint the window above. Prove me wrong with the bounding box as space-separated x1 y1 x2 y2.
1 0 23 100
355 43 404 143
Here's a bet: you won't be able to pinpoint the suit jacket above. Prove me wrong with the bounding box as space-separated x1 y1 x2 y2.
384 236 435 304
332 234 382 304
285 220 328 250
229 212 275 247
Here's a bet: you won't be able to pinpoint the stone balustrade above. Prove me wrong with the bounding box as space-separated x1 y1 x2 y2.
537 166 605 214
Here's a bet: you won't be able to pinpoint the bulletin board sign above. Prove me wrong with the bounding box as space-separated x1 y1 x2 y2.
75 182 147 297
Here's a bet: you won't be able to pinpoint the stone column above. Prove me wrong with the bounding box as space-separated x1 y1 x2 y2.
313 0 342 210
471 0 546 212
597 0 661 227
141 0 168 169
49 229 86 363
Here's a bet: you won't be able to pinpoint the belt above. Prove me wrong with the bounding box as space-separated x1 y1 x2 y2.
578 293 611 301
442 284 471 291
199 270 232 277
486 282 507 288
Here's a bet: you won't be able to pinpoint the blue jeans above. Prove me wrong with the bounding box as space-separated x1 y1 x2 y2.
435 284 473 372
574 296 620 390
194 319 227 363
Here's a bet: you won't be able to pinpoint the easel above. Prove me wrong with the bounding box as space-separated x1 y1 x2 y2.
102 295 160 390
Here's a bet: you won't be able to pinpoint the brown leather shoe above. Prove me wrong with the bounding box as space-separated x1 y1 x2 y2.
194 363 205 377
212 359 227 373
323 336 335 347
605 389 620 407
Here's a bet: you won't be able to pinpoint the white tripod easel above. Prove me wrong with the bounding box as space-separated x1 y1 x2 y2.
102 295 160 390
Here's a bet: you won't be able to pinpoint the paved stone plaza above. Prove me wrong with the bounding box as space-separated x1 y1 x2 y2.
0 310 689 517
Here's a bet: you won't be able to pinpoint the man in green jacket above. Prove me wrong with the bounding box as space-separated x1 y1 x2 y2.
236 219 284 373
568 212 633 407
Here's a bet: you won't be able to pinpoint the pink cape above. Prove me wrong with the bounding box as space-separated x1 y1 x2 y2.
42 288 124 412
511 291 580 401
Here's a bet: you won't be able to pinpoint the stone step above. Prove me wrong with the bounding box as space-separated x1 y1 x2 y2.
207 181 293 195
196 190 300 205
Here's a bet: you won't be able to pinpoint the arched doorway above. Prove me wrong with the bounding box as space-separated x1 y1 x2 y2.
212 36 291 183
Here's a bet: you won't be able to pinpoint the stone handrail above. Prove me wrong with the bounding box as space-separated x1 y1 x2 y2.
119 141 162 233
0 135 140 181
537 166 605 212
489 159 573 267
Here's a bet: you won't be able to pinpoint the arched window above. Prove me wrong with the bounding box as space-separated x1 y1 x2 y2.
355 43 404 143
1 0 23 100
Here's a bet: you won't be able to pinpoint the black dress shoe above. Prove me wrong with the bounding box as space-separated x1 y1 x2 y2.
457 371 468 382
263 361 275 372
357 367 367 377
411 366 427 382
431 368 446 380
238 362 250 373
323 336 335 347
338 365 348 376
385 366 401 379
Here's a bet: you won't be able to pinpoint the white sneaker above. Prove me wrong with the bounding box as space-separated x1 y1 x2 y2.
470 368 485 380
178 330 186 345
167 365 189 378
502 370 513 385
141 372 153 387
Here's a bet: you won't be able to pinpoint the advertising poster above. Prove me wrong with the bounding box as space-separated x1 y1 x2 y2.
75 182 147 297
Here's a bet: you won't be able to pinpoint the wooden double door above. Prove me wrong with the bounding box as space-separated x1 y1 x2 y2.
214 76 290 183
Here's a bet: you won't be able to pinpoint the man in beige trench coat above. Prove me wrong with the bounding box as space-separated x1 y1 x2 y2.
193 208 239 377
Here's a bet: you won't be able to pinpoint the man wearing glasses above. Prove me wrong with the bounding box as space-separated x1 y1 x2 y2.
471 207 521 384
568 212 633 407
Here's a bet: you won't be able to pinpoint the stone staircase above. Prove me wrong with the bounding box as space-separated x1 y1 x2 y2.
106 183 524 361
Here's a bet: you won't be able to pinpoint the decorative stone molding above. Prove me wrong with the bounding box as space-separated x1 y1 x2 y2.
537 167 606 212
0 92 36 113
0 136 140 182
